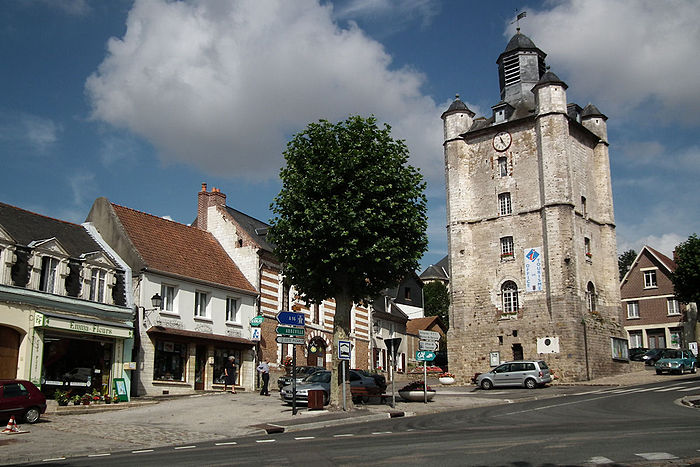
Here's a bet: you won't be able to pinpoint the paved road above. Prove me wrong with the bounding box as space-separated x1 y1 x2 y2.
48 377 700 466
3 370 698 465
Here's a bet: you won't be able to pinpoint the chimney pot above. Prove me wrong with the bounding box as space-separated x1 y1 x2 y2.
201 183 207 192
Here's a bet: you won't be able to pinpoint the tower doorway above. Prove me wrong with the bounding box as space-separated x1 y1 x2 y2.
512 343 523 361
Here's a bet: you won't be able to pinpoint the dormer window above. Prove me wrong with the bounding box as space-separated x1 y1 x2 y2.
89 269 107 302
39 257 59 293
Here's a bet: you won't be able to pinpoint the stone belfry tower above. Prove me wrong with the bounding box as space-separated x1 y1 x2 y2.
443 30 625 382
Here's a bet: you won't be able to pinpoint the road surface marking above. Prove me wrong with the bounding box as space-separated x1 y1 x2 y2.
215 441 238 446
174 445 196 450
635 452 678 460
88 453 111 457
656 387 686 392
371 431 392 434
132 449 154 453
333 433 354 437
256 439 276 443
679 387 700 392
587 457 614 464
294 436 315 440
42 458 66 462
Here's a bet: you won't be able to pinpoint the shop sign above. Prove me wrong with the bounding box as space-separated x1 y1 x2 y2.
35 315 133 339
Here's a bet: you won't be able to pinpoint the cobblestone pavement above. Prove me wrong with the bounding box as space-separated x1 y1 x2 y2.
2 368 697 465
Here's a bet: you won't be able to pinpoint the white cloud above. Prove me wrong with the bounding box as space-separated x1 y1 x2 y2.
0 113 61 153
524 0 700 124
86 0 443 182
68 172 96 206
333 0 440 29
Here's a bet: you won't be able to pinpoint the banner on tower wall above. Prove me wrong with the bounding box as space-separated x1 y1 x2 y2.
524 247 543 292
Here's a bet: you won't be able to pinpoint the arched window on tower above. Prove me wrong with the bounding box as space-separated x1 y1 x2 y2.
586 282 596 312
502 281 519 314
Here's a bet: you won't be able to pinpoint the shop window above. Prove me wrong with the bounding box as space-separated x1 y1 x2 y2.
226 297 239 322
213 349 242 385
89 269 107 303
153 341 186 381
629 332 643 349
160 284 176 313
39 256 59 293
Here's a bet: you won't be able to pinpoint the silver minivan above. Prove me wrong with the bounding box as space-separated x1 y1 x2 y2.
476 360 552 390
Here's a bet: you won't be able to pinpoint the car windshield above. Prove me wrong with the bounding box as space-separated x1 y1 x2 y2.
661 350 682 359
304 371 330 383
537 361 549 369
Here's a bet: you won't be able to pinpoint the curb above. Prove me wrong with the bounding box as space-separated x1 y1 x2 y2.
274 412 401 434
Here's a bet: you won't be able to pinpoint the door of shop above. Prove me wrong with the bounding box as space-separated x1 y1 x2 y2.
42 334 113 395
0 326 20 379
648 331 666 349
195 345 207 390
307 338 326 368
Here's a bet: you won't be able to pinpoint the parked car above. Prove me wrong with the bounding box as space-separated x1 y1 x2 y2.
475 360 552 390
277 366 323 390
0 380 47 423
279 369 384 405
628 347 649 362
642 348 670 366
351 369 387 393
655 349 697 375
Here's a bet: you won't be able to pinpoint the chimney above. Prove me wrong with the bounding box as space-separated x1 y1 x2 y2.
197 183 226 230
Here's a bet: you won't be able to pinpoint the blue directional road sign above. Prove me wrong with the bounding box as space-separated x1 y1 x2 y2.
277 311 305 326
415 351 436 362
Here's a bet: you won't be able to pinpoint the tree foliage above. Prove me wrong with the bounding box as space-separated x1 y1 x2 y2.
618 249 637 281
423 281 449 330
268 115 428 406
671 233 700 305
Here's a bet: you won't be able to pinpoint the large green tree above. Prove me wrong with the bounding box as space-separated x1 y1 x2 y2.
618 249 637 281
268 115 428 408
423 281 449 330
671 234 700 305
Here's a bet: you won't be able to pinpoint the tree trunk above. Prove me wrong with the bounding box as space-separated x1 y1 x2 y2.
330 291 354 410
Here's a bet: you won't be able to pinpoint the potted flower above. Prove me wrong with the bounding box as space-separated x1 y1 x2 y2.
282 355 293 374
398 380 435 402
54 389 70 406
81 394 92 405
438 372 455 385
103 389 111 404
72 394 82 406
112 394 120 404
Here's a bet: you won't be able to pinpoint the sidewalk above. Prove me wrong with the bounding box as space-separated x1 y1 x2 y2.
2 369 697 465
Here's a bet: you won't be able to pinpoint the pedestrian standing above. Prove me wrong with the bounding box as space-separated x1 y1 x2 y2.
224 355 237 394
257 358 270 396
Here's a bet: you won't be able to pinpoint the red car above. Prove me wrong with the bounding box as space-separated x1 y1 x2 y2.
0 380 47 423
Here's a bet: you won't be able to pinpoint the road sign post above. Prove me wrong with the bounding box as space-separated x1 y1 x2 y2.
277 311 305 326
418 340 438 351
276 326 305 336
276 336 305 345
418 330 440 341
415 351 436 361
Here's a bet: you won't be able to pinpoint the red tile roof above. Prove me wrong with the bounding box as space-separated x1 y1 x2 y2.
406 316 446 336
112 203 255 293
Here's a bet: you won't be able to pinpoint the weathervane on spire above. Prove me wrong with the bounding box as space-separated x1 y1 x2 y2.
511 10 527 32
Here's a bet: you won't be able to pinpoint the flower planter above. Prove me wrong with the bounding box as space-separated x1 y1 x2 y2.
438 376 455 385
82 400 90 406
398 390 435 402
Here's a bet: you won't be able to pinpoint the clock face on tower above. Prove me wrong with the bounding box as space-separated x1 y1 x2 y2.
493 131 512 152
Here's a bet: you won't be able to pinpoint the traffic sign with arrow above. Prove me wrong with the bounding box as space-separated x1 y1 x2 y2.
276 336 305 345
418 330 440 341
418 340 438 351
277 311 305 326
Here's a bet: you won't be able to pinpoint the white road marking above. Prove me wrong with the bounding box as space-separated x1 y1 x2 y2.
215 441 238 446
174 445 196 450
679 387 700 392
371 431 392 434
656 387 686 392
256 439 276 443
132 449 154 453
635 452 678 460
42 458 66 462
88 453 111 457
294 436 315 440
587 456 614 464
333 433 354 437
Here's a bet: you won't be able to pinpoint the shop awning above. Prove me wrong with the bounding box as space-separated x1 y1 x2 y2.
146 326 255 346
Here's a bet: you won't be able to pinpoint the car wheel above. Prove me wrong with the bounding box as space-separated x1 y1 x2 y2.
24 407 40 424
656 369 662 375
524 378 537 390
480 379 493 390
691 364 697 374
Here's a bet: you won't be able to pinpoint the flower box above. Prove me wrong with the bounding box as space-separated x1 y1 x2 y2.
399 390 436 402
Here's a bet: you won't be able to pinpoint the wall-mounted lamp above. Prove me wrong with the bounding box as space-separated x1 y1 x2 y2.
141 293 163 326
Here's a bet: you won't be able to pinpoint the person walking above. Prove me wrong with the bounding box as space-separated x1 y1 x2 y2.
257 358 270 396
224 355 237 394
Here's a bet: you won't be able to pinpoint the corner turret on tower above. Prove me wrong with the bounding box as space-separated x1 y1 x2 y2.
581 103 608 143
532 69 568 116
441 94 475 141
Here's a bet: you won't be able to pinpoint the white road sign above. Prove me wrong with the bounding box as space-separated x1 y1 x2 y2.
418 340 438 351
418 330 440 341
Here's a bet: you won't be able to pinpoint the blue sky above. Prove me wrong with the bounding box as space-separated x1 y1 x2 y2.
1 0 698 272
